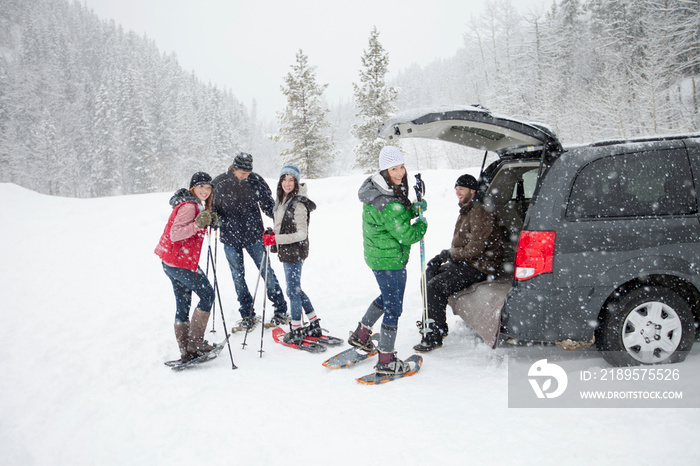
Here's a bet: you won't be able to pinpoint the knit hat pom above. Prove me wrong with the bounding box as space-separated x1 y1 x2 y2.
379 146 405 171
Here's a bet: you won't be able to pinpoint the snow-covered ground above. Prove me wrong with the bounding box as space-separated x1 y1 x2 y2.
2 169 699 465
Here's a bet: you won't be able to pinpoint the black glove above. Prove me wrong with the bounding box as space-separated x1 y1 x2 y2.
438 249 451 262
427 256 442 269
209 212 219 229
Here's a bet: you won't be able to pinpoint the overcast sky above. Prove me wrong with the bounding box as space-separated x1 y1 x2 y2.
80 0 551 120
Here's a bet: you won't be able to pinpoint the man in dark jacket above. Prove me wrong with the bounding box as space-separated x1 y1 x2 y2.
213 152 288 329
414 174 503 352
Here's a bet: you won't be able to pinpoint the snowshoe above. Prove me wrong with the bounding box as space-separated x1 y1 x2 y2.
282 326 306 345
231 314 260 333
306 319 322 338
265 312 291 328
374 352 412 376
356 355 423 385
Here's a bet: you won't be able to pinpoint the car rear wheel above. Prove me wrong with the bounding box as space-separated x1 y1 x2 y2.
596 286 694 366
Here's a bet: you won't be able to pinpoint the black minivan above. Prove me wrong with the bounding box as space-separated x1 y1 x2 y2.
379 106 700 366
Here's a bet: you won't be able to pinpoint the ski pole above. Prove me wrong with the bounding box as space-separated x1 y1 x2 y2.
241 245 265 349
207 244 237 370
210 229 218 332
206 228 217 333
205 228 211 276
413 174 430 337
259 243 271 358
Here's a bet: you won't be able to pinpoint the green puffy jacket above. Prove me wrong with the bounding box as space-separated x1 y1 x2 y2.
358 174 427 270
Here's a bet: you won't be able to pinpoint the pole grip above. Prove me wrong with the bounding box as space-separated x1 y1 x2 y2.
413 173 425 202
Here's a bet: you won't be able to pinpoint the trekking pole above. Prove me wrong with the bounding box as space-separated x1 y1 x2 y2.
210 228 223 333
207 228 217 333
205 228 211 276
413 174 430 337
241 246 265 350
258 242 271 358
207 244 237 370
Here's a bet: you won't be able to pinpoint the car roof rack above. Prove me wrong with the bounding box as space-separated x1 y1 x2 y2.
588 134 699 148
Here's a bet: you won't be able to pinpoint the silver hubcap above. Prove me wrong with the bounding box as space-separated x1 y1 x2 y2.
622 301 682 363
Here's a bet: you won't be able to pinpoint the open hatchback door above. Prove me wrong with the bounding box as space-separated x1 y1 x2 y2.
378 105 561 155
378 106 562 348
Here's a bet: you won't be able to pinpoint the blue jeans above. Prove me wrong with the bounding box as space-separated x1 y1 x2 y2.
283 261 314 321
223 240 287 317
371 268 407 327
162 263 214 322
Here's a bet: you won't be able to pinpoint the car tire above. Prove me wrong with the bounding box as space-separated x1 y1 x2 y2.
596 286 694 366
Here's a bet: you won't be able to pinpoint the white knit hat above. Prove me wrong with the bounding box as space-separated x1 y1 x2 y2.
379 146 405 171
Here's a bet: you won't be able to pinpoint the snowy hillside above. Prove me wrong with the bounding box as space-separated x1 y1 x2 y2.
2 170 699 465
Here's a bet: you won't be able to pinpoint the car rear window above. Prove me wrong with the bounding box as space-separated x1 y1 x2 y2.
566 150 697 219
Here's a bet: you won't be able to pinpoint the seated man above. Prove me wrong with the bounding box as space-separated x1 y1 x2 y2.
414 174 504 352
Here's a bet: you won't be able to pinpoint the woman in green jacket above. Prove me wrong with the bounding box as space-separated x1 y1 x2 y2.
348 146 427 375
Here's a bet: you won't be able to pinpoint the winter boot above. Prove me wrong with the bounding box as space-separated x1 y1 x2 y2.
282 325 307 345
413 324 445 352
270 312 291 326
239 313 258 331
375 351 412 375
187 308 214 357
174 321 194 362
306 319 323 338
348 322 375 352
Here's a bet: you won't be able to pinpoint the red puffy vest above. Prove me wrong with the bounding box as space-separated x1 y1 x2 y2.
154 202 205 271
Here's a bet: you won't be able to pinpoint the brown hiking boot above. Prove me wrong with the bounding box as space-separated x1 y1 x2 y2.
174 321 191 361
187 308 214 356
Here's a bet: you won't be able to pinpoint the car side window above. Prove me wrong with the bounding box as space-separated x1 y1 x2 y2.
566 150 697 220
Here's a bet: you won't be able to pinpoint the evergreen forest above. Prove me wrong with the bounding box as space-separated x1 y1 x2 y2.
0 0 698 197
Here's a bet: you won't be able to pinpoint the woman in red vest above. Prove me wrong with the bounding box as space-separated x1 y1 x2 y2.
155 172 217 363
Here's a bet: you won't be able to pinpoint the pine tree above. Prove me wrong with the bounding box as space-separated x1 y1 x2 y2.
352 27 398 173
278 49 335 178
92 84 120 196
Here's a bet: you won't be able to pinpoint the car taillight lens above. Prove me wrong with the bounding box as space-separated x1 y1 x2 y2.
514 231 556 280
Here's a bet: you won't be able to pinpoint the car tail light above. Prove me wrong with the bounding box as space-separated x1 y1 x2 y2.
514 231 556 280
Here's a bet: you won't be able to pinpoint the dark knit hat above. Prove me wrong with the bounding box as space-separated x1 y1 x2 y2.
232 152 253 172
455 174 478 190
189 171 212 188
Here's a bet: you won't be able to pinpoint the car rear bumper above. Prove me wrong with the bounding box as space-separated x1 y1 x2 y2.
500 279 598 342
